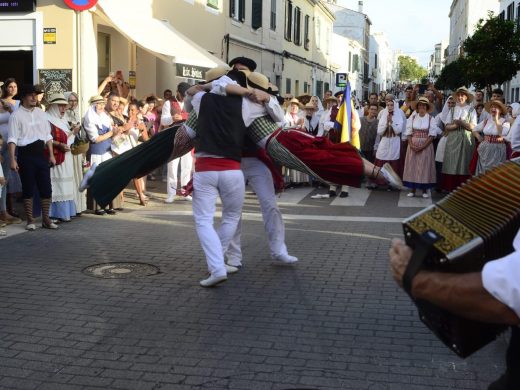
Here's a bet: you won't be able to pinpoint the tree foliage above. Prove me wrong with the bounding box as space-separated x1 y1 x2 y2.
463 12 520 90
398 55 428 82
435 58 471 90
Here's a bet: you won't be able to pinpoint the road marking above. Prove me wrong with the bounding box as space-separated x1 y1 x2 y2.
135 210 403 224
276 187 314 205
330 187 372 206
398 191 433 207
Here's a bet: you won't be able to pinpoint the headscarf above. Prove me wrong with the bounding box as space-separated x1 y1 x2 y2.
64 91 80 124
83 103 112 142
438 96 455 125
46 103 70 133
510 102 520 119
378 100 405 136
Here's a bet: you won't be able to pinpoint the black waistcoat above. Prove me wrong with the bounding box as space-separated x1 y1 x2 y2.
195 93 246 162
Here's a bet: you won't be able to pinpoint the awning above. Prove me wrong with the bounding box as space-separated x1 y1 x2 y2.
96 0 226 69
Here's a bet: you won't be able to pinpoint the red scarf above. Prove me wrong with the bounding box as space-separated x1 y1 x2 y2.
45 124 68 165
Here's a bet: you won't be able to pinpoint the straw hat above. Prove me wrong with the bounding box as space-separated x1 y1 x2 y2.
288 98 303 108
324 96 338 104
204 66 230 82
47 93 68 106
88 95 105 105
247 72 269 91
411 97 434 113
452 86 474 103
303 102 318 111
485 99 508 115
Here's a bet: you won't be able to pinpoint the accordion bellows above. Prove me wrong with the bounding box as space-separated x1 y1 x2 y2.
402 157 520 357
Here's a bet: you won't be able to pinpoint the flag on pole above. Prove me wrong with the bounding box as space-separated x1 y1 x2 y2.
334 78 360 149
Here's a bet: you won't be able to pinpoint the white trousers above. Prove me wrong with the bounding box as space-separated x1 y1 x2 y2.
192 170 245 277
167 153 193 196
226 158 288 265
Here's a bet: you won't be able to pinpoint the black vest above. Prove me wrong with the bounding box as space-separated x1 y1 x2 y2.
196 93 246 162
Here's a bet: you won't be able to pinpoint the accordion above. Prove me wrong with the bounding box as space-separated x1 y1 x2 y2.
402 157 520 358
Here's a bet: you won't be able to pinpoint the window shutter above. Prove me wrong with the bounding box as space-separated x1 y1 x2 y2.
239 0 246 22
230 0 235 17
252 0 262 29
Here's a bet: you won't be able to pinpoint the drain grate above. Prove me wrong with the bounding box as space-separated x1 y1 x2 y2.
82 262 160 279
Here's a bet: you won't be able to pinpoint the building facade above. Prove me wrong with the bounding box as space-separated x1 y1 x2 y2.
428 40 448 80
368 31 394 94
499 0 520 102
446 0 499 64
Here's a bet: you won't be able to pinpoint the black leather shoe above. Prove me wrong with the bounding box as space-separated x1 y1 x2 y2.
329 190 337 197
95 210 106 216
339 191 349 198
106 209 117 215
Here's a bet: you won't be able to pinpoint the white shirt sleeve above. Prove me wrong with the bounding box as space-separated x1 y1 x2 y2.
405 114 414 137
264 97 285 123
160 100 173 127
482 230 520 318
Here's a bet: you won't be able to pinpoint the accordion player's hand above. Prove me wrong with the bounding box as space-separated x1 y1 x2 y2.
389 238 413 288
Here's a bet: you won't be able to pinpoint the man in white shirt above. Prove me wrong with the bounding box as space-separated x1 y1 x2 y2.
8 85 57 231
161 82 193 203
389 229 520 390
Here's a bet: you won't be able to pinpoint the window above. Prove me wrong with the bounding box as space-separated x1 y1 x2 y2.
304 81 308 93
284 0 293 41
507 2 514 20
251 0 262 29
286 78 291 94
316 80 323 98
517 3 520 29
353 54 359 72
295 80 300 96
324 82 329 94
499 10 505 20
304 15 310 50
230 0 245 22
348 52 352 72
270 0 276 30
97 32 111 83
207 0 219 9
293 7 302 45
374 53 378 69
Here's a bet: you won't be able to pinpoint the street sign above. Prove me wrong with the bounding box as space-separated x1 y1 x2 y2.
43 28 56 44
63 0 98 11
336 73 348 87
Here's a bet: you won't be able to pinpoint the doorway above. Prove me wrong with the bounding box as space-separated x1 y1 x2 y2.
0 50 34 85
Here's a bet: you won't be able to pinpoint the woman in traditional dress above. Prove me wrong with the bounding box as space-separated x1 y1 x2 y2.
83 95 122 215
402 97 439 198
434 96 455 192
375 99 404 180
509 103 520 159
46 93 78 221
283 98 307 186
441 87 477 192
472 100 510 175
64 91 86 215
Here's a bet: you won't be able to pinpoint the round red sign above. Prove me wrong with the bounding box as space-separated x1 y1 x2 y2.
63 0 99 11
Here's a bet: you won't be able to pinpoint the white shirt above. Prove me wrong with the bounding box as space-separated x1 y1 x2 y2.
318 108 336 137
7 105 52 146
405 113 439 137
482 228 520 318
473 116 510 137
510 117 520 151
375 109 403 161
453 104 477 128
160 98 185 127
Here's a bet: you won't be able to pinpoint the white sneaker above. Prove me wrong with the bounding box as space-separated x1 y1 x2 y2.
273 253 298 264
406 192 415 198
226 259 243 268
422 192 429 198
199 274 227 287
184 195 193 201
164 195 175 204
26 223 36 231
225 264 239 274
380 163 403 190
79 162 97 192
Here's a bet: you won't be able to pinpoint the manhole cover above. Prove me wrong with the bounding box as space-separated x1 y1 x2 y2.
82 262 160 279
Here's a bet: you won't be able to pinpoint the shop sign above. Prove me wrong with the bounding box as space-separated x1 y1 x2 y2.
0 0 36 12
63 0 98 11
43 28 56 44
38 69 73 100
128 71 136 89
176 63 209 81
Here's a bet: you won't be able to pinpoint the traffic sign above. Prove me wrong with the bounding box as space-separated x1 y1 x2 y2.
336 73 348 87
64 0 98 11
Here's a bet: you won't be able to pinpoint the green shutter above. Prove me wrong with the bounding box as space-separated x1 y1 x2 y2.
252 0 262 29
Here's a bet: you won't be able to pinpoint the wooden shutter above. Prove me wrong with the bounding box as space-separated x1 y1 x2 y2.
239 0 246 22
252 0 262 29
